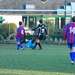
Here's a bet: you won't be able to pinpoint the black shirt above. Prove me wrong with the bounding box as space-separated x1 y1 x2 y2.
32 23 48 36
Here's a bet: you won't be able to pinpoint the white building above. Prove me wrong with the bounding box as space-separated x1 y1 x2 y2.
0 14 22 27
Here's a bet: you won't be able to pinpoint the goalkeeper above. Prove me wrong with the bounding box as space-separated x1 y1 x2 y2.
25 38 36 48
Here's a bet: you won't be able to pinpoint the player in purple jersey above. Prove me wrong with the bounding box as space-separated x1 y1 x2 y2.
64 16 75 65
16 21 25 50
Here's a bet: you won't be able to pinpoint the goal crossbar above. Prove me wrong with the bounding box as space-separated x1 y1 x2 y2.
0 9 74 12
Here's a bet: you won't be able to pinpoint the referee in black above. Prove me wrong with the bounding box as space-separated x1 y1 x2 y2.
32 19 48 50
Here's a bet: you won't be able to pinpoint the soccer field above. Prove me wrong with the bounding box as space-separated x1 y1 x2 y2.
0 44 75 75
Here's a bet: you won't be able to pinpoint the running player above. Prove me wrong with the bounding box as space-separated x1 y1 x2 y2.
16 21 25 50
32 19 48 50
64 16 75 65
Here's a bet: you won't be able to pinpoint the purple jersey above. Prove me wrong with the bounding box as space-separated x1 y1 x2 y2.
64 22 75 43
16 26 25 39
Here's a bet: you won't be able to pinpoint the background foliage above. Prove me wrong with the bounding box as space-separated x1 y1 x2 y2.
44 19 55 35
0 23 17 39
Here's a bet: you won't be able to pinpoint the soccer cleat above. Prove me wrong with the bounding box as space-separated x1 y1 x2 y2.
32 48 36 50
21 47 24 50
71 61 74 65
38 48 42 50
17 48 19 50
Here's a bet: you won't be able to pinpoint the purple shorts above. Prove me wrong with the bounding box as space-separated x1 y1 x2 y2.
16 38 21 42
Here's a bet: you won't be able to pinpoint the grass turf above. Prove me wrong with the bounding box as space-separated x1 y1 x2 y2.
0 44 75 75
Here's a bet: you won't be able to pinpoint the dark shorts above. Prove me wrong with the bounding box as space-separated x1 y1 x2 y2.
37 35 43 40
68 43 75 49
20 37 25 44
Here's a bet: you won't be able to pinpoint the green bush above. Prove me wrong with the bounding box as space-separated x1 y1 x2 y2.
0 35 4 40
0 23 17 39
44 19 55 35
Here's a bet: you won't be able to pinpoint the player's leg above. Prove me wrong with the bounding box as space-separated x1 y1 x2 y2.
68 43 75 64
32 39 37 50
33 36 42 50
32 39 42 50
16 38 24 50
32 35 42 50
17 42 20 50
20 37 25 44
70 51 75 64
37 35 43 50
16 38 20 50
37 39 42 50
71 44 75 64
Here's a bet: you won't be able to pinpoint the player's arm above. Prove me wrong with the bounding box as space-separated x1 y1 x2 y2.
32 25 39 31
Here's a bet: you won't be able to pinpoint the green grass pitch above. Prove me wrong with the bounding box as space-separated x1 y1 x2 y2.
0 44 75 75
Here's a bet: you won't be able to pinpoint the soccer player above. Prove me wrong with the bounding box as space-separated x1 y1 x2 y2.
25 38 36 48
63 16 75 65
16 21 25 50
32 19 48 50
